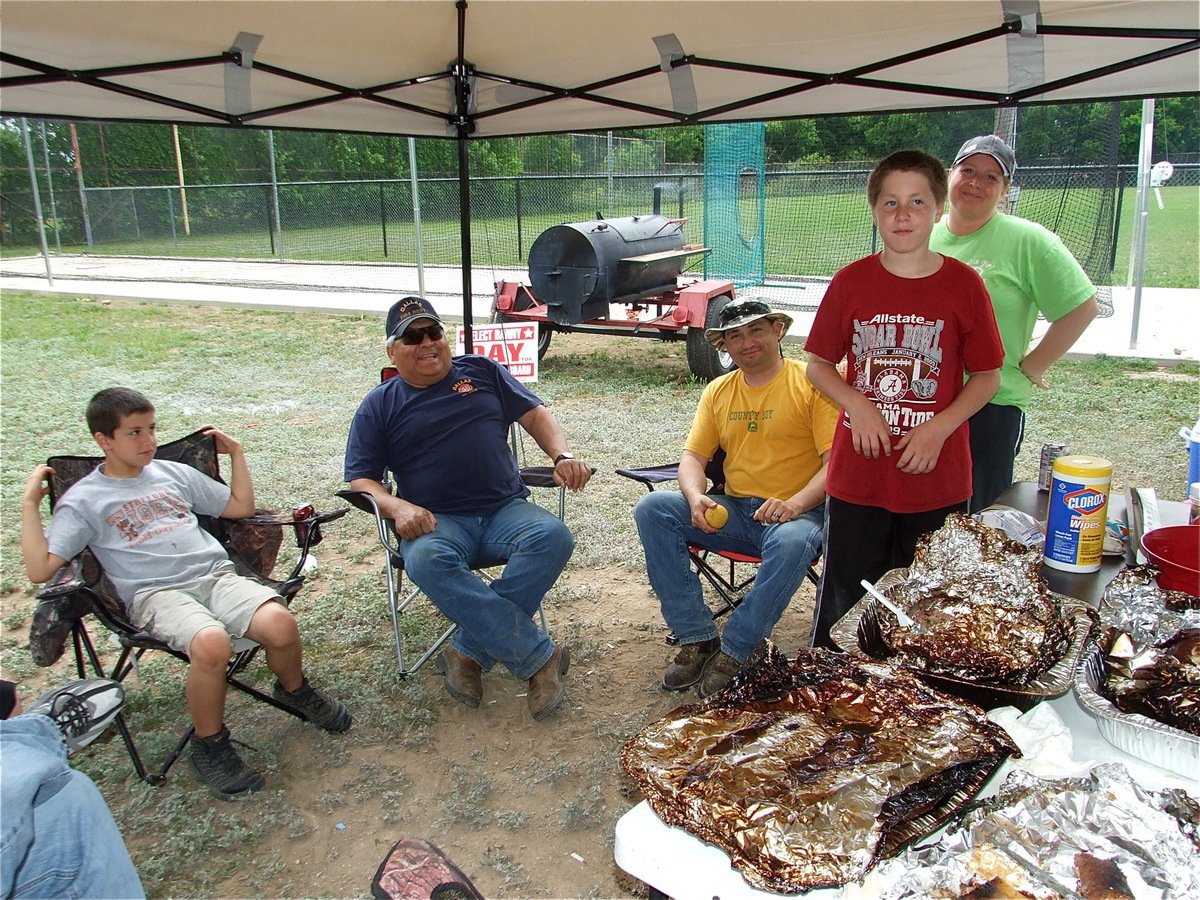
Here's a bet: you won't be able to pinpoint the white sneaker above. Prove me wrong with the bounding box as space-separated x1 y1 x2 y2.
26 678 125 752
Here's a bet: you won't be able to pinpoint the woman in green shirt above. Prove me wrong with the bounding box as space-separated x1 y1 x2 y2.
929 135 1099 511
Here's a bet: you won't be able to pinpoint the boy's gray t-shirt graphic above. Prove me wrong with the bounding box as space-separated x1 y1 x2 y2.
47 459 232 606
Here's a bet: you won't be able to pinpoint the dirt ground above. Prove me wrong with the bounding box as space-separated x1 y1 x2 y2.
219 331 817 898
209 567 819 899
7 331 818 900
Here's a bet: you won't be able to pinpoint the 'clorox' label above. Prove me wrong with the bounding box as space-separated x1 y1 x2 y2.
1045 470 1111 573
1063 487 1107 514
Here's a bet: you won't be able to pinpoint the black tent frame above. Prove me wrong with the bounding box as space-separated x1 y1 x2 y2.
3 1 1197 344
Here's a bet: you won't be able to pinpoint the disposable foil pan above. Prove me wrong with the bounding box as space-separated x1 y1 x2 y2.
1073 646 1200 779
829 568 1094 712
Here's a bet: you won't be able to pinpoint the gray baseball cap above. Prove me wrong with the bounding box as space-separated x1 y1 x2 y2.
952 135 1016 177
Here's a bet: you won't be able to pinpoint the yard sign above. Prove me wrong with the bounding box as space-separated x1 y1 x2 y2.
455 322 538 382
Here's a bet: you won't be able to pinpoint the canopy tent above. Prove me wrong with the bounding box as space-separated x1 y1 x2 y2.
3 0 1198 334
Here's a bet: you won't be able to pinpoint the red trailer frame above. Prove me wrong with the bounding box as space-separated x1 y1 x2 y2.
492 276 740 381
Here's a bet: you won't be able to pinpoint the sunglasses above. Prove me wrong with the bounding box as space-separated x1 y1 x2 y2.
398 323 445 345
718 300 772 328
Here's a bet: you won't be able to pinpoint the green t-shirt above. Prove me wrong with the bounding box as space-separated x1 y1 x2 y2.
930 213 1094 409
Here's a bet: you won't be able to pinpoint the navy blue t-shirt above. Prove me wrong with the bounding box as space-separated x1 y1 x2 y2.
344 355 542 516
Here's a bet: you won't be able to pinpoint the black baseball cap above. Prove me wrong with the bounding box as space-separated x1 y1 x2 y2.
385 296 443 340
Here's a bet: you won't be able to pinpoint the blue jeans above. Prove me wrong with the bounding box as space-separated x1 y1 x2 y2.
1 715 145 899
401 497 573 680
633 491 824 661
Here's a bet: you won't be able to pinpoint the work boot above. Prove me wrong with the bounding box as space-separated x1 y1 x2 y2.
436 646 483 709
189 725 265 800
25 678 125 752
662 637 721 690
697 652 742 698
528 644 570 721
273 677 352 732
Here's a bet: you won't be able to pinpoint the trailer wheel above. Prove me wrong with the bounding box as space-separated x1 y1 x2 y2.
492 309 552 358
686 294 736 381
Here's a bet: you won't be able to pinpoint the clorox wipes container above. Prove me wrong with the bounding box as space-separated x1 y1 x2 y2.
1044 455 1113 573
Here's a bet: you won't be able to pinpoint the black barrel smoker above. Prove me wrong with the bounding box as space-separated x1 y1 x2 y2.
493 212 739 381
527 215 697 325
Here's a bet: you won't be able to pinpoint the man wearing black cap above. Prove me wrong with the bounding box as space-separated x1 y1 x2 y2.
344 296 593 721
931 135 1099 511
633 299 839 698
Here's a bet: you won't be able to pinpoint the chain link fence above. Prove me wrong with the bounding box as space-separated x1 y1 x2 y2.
3 136 1195 299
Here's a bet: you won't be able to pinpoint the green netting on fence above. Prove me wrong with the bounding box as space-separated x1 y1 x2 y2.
702 122 765 290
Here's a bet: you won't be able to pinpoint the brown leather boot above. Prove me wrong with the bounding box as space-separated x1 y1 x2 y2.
697 651 741 698
527 644 570 721
662 637 721 690
437 646 482 708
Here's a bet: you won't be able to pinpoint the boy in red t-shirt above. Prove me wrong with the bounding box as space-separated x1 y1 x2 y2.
804 149 1003 649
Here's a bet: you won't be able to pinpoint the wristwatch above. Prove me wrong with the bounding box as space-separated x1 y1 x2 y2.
553 453 576 465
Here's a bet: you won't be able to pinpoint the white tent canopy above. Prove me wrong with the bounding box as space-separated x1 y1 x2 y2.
3 0 1197 333
3 1 1197 137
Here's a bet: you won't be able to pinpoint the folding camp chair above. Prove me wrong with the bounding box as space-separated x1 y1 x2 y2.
617 451 821 644
337 366 580 677
28 429 347 785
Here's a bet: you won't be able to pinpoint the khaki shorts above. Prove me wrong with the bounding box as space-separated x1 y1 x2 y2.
128 563 282 655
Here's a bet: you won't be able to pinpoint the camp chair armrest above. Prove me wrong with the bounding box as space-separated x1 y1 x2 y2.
335 488 386 519
223 508 349 528
37 557 88 598
615 464 682 490
335 489 403 565
30 560 102 667
519 465 597 490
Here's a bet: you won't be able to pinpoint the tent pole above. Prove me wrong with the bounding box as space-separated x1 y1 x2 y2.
38 122 62 254
458 133 472 351
455 0 474 353
1128 98 1154 350
21 118 53 286
408 137 426 299
267 129 284 259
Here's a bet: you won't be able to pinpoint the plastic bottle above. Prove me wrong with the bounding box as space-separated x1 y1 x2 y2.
1182 418 1200 497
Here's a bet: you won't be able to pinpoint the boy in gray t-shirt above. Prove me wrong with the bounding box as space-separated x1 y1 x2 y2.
21 387 351 799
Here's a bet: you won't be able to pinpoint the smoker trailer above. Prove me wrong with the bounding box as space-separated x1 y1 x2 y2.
491 214 739 381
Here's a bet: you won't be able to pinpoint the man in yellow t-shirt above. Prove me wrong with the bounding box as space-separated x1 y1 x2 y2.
633 299 839 698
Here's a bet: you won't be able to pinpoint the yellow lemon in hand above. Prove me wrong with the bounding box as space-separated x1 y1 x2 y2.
704 504 729 529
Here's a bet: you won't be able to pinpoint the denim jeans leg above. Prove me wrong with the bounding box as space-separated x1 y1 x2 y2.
402 498 567 680
1 716 145 900
719 504 824 661
633 490 720 646
476 497 573 678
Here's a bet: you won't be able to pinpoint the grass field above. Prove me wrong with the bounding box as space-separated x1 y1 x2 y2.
2 290 1197 897
22 184 1197 289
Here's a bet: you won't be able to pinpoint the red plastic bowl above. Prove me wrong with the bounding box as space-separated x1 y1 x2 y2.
1141 525 1200 596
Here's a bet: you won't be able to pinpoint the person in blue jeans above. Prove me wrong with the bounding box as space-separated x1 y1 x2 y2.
1 678 145 900
344 296 593 721
634 300 840 698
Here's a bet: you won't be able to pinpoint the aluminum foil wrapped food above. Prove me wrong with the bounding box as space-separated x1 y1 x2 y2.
877 514 1072 684
1097 568 1200 738
619 643 1019 894
1099 566 1200 639
853 764 1200 899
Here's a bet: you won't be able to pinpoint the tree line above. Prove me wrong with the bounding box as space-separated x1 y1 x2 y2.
2 98 1195 193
